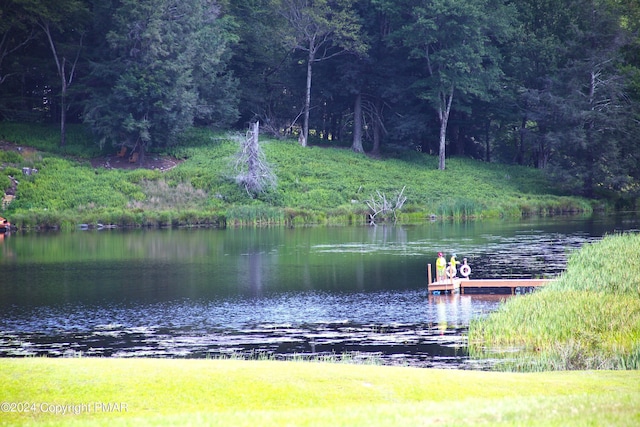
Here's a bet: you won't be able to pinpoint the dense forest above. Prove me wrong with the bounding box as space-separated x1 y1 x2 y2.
1 0 639 202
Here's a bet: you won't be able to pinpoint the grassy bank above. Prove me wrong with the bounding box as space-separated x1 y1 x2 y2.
469 233 640 371
0 123 594 228
0 358 638 426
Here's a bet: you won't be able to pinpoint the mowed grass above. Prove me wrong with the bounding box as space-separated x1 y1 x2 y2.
0 358 638 426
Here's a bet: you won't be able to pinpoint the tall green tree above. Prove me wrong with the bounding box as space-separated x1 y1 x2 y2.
611 0 640 203
498 0 576 167
345 0 399 154
226 0 298 134
191 2 239 128
392 0 514 170
20 0 89 146
275 0 366 146
542 0 638 198
84 0 238 160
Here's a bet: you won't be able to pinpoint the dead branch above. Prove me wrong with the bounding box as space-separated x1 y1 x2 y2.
365 186 407 225
235 122 277 196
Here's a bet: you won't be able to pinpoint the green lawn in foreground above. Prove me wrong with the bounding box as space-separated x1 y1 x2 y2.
0 358 638 426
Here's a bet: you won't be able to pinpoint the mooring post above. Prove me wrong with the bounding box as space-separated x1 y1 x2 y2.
427 263 432 285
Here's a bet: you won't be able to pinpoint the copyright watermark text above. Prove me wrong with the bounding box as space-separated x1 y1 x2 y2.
1 401 128 415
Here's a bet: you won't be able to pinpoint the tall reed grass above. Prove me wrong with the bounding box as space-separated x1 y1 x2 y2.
225 205 285 226
436 198 485 219
469 233 640 371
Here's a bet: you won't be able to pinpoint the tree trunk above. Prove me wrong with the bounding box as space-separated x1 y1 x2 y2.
451 122 462 156
516 116 526 165
372 126 381 155
484 119 491 162
43 23 68 147
333 114 341 141
301 47 314 147
371 98 383 155
438 118 447 170
60 81 67 147
536 137 546 169
248 121 259 180
351 92 364 153
437 86 454 170
41 22 82 148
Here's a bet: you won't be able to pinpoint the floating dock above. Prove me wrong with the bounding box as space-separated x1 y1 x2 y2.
426 262 553 294
428 278 552 295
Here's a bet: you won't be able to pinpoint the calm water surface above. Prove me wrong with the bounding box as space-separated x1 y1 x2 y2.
1 214 638 368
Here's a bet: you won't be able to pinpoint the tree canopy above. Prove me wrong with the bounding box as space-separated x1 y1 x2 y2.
83 0 238 159
0 0 639 202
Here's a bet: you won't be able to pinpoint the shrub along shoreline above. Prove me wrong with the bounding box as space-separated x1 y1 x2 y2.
0 123 597 230
468 232 640 371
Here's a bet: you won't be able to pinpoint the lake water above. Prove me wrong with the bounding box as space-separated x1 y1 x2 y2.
1 214 638 368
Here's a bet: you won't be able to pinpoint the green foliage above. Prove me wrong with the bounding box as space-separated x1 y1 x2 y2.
0 0 639 201
0 164 20 181
0 125 595 228
225 205 284 226
126 169 162 184
436 198 485 220
0 123 101 158
548 232 640 295
386 0 516 169
0 174 9 192
83 0 239 152
274 0 367 145
261 142 587 219
469 233 640 371
0 150 23 164
130 180 210 211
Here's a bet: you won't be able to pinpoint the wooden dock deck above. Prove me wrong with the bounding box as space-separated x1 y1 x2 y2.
428 278 552 295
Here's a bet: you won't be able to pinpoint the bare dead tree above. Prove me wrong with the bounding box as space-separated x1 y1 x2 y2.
257 105 306 139
365 186 407 225
39 22 84 147
235 122 277 196
277 0 365 147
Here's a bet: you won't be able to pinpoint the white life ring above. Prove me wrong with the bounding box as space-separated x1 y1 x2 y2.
446 265 457 278
460 264 471 277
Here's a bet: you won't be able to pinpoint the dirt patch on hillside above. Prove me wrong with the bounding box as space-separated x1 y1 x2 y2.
0 140 38 157
0 140 181 171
